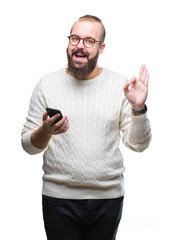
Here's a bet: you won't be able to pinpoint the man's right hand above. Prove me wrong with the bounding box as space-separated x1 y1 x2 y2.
31 112 69 150
42 111 69 136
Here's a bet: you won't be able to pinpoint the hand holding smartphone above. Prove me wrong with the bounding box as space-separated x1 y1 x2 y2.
46 107 63 124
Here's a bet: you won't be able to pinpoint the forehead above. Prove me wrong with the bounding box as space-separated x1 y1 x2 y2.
71 20 102 39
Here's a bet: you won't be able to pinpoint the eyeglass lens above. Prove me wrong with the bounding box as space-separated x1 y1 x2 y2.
69 35 95 47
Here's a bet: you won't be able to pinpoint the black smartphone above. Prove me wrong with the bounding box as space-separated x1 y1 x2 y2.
46 107 63 124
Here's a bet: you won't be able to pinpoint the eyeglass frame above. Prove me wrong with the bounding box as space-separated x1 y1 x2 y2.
68 34 103 48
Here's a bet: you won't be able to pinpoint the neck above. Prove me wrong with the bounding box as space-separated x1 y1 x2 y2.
67 66 102 80
85 66 102 80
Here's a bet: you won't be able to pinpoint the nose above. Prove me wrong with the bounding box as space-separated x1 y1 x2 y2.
77 38 85 48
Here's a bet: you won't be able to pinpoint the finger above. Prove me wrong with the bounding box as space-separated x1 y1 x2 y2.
141 67 148 83
59 118 68 129
138 64 145 81
55 118 69 133
62 121 69 133
43 111 49 121
53 116 68 128
124 77 136 91
144 73 149 87
49 113 61 125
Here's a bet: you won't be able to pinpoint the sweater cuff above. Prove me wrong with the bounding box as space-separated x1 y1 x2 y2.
21 131 45 155
130 112 149 127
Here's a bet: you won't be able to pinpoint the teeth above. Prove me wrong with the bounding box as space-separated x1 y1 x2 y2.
74 51 86 57
76 54 85 57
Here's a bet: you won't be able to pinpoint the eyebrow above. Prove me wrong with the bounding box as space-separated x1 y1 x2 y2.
70 34 95 39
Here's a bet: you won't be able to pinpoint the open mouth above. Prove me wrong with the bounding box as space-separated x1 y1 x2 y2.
75 53 87 58
72 50 88 60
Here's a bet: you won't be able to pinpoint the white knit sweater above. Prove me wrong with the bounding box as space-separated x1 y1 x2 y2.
21 68 151 199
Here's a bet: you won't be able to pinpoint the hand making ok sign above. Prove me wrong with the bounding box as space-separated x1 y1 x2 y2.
123 64 149 111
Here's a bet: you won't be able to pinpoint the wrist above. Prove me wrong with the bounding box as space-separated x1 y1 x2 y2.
41 125 52 138
31 126 52 150
131 104 145 111
131 104 147 116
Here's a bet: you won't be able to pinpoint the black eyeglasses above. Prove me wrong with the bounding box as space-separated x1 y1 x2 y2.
68 35 103 48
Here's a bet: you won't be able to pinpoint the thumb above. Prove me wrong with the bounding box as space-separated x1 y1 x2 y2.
129 76 137 85
124 77 137 91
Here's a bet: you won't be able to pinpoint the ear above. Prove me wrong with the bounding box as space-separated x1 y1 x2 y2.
99 43 105 55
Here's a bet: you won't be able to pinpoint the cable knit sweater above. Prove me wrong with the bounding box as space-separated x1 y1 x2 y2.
21 68 151 199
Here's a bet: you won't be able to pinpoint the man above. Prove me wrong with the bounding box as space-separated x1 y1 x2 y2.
21 15 151 240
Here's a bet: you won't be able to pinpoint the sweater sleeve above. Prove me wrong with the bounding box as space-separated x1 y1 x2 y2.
21 79 47 155
119 95 152 152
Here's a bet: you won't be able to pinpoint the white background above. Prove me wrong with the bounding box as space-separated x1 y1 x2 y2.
0 0 172 239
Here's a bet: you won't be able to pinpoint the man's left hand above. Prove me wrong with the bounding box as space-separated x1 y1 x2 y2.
123 64 149 111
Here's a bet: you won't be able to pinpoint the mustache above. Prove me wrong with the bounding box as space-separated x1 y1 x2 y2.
72 49 89 58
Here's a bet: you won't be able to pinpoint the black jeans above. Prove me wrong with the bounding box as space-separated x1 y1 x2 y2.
42 195 124 240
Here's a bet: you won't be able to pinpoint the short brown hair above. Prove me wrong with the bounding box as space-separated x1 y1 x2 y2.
71 14 106 43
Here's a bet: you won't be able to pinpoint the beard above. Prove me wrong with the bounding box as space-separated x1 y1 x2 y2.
66 48 99 80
